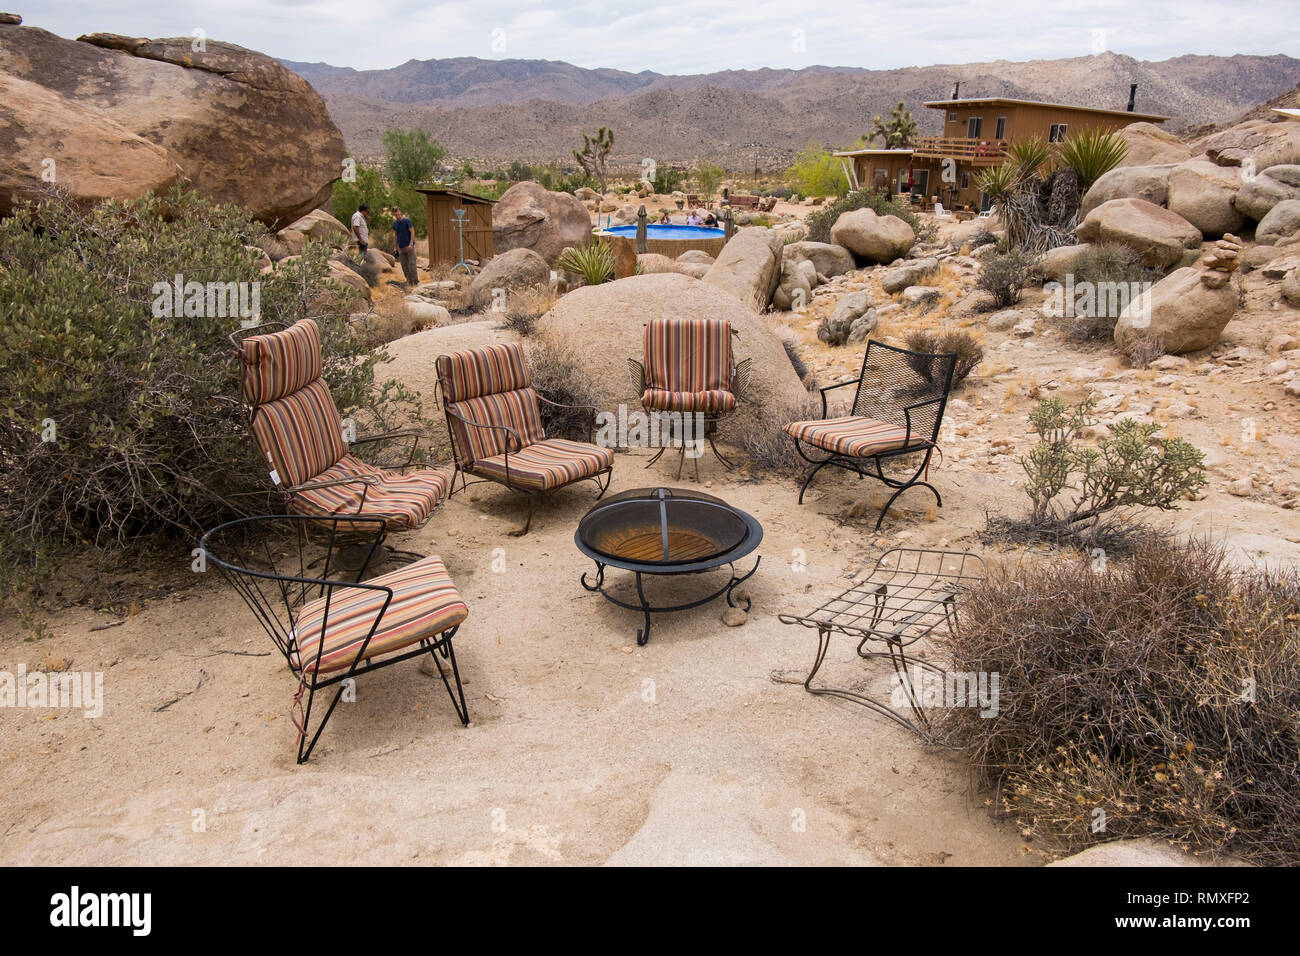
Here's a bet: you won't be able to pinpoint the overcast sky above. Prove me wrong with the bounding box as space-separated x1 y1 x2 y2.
24 1 1300 74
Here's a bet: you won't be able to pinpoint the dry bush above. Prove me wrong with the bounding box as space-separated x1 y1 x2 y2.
903 328 984 389
731 392 823 473
1120 331 1167 369
495 286 558 337
976 246 1036 308
525 338 600 441
933 538 1300 865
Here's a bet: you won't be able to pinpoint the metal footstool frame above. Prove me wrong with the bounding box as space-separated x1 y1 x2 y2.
777 548 985 734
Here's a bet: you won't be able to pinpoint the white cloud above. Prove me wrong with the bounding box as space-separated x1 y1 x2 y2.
24 0 1300 74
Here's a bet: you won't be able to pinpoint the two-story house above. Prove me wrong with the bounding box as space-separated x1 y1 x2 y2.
835 95 1169 212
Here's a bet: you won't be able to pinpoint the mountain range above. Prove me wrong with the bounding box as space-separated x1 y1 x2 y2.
282 52 1300 170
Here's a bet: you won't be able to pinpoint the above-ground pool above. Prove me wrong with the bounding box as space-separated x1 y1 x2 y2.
599 223 727 259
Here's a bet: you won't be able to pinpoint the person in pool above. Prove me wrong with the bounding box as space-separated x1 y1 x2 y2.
703 212 718 226
686 210 703 226
658 211 671 224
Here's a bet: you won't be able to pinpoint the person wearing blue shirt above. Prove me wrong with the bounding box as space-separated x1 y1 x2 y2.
391 206 418 287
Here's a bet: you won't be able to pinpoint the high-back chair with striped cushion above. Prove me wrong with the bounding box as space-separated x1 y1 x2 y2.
238 319 448 533
435 342 613 533
627 317 752 477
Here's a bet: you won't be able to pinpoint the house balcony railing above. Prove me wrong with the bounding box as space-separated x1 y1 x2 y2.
910 137 1008 164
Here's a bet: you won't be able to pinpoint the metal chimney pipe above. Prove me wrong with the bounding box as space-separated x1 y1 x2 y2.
1127 83 1137 112
952 81 961 99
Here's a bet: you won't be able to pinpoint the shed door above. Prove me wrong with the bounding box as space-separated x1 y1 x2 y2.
461 205 494 263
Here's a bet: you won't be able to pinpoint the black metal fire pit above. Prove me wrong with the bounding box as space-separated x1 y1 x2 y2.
576 487 762 644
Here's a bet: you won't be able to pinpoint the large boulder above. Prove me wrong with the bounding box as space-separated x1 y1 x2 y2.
782 240 856 278
492 181 593 264
538 273 806 431
772 258 815 311
1235 165 1300 221
818 291 876 345
1038 243 1092 282
0 25 345 225
881 258 939 294
1075 198 1202 269
1114 122 1193 167
1114 267 1237 355
1080 164 1174 218
1256 200 1300 247
702 227 783 310
469 247 551 300
1166 160 1244 237
1282 269 1300 308
830 208 916 263
1199 119 1300 171
284 208 351 248
0 73 185 216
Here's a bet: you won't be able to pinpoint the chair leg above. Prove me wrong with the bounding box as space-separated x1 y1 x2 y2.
707 432 736 471
797 460 830 504
509 495 537 536
875 480 942 529
424 636 471 725
296 676 350 764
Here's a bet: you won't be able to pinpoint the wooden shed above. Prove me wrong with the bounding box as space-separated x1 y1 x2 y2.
415 186 496 265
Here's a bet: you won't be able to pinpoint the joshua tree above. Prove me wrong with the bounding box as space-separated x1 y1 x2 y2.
869 102 918 149
573 126 615 194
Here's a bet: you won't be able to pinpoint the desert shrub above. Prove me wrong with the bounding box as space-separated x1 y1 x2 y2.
933 537 1300 865
1119 331 1167 369
495 286 556 337
732 393 823 473
1056 243 1165 341
976 246 1035 307
1056 127 1128 192
805 189 924 244
0 187 430 575
652 166 686 195
526 339 600 441
1014 396 1205 536
558 241 614 286
767 185 793 200
903 329 984 389
382 128 446 186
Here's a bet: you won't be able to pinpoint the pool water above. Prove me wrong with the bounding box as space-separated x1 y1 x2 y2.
603 224 725 240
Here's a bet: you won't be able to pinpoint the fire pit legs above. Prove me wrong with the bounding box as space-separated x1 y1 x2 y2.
580 557 761 645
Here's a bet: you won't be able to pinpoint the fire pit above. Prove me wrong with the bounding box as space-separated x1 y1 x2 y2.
576 487 762 644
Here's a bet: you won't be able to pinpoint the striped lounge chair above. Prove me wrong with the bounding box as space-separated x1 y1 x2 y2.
234 319 448 563
783 339 957 529
200 514 471 763
627 317 752 480
435 342 614 534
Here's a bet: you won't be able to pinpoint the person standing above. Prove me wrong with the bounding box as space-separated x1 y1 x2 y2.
350 204 370 257
392 206 418 287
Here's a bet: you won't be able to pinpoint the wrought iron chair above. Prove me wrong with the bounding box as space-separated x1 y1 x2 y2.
232 318 448 568
626 317 753 481
435 342 614 534
783 339 955 529
200 514 471 764
775 548 986 735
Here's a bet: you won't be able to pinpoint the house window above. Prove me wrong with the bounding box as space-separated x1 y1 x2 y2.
967 117 983 138
995 116 1006 139
961 171 971 189
1049 123 1068 142
948 111 958 122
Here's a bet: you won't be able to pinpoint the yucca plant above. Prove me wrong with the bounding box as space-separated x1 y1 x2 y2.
1007 137 1053 180
1055 128 1129 192
558 241 615 286
974 162 1019 202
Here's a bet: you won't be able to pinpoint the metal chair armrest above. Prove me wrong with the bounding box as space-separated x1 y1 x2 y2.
730 357 753 403
443 406 523 454
818 379 859 418
627 358 646 395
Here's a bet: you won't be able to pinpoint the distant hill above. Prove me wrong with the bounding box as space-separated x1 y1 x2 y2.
280 52 1300 170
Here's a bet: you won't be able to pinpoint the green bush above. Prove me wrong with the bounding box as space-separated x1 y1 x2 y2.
976 246 1036 307
652 166 686 195
787 140 849 199
1056 242 1165 341
805 189 924 244
558 242 614 286
381 128 446 186
0 187 429 571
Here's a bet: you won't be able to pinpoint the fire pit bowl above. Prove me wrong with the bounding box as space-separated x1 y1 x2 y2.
576 487 762 644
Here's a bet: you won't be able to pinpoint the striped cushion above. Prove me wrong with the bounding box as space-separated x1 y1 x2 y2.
251 378 348 488
784 416 913 458
471 439 613 492
291 555 468 676
241 319 323 405
645 318 733 394
643 388 737 414
290 454 448 531
436 343 532 403
447 389 545 465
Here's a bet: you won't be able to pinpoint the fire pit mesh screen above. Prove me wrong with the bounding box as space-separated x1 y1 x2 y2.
577 487 748 566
